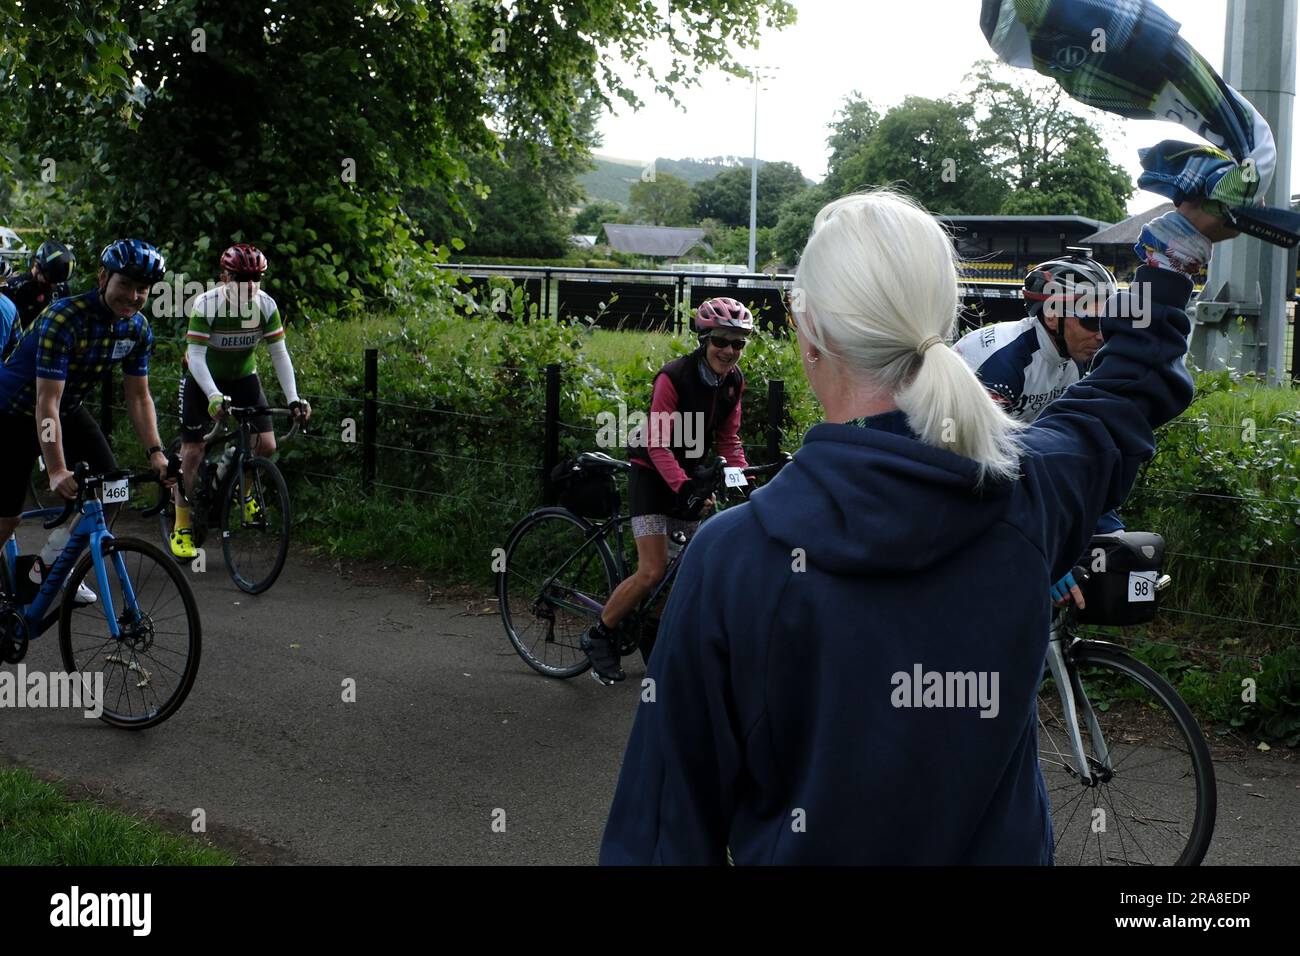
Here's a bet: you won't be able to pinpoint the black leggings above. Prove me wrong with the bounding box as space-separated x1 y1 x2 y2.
0 405 117 516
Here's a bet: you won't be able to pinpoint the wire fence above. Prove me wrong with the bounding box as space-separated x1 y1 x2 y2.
94 349 1299 646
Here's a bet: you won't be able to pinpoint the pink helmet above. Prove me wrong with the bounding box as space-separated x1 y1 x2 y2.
695 297 754 333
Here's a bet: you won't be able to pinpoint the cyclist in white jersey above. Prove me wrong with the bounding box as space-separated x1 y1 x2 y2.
955 255 1120 607
169 244 310 559
954 255 1116 423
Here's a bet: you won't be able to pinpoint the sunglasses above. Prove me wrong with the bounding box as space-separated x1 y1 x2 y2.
709 335 748 351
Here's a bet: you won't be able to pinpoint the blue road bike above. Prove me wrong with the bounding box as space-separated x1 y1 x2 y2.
1 462 202 729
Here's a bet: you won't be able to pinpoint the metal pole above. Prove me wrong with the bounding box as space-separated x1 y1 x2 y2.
1196 0 1297 382
748 73 760 274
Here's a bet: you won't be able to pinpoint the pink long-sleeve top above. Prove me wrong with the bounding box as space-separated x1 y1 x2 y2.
642 373 748 492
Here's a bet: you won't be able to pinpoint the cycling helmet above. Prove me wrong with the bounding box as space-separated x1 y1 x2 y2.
34 240 74 284
695 297 754 333
100 239 166 283
1023 256 1117 316
220 243 268 277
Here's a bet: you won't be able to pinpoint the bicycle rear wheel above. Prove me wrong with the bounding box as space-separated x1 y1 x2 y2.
1037 641 1216 865
498 507 618 678
219 456 290 594
59 536 202 730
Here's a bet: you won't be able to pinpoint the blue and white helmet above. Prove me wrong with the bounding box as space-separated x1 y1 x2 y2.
100 239 166 283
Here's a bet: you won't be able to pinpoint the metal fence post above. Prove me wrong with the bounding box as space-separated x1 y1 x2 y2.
99 365 113 436
543 363 561 504
676 275 686 334
362 348 377 493
767 378 784 462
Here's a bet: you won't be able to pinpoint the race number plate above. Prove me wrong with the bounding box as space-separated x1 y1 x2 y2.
1128 570 1158 603
101 479 130 504
723 467 748 488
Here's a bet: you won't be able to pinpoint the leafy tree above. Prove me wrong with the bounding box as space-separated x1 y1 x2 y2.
1000 121 1132 221
0 0 797 314
628 172 695 226
692 161 808 228
824 92 880 191
573 200 624 235
701 221 778 267
772 186 830 267
834 97 1007 215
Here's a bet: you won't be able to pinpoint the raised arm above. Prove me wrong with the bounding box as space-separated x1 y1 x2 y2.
1017 204 1230 579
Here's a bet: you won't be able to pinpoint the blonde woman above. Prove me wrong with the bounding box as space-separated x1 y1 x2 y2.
600 189 1233 865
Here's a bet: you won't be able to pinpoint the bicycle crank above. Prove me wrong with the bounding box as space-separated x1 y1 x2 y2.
0 607 29 664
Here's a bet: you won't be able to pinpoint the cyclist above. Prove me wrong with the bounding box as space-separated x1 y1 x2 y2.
0 239 174 596
953 255 1115 421
169 243 310 560
0 258 19 360
2 240 76 330
599 190 1232 865
954 255 1123 608
580 297 751 684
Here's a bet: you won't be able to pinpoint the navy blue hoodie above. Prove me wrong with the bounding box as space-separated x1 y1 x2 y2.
599 266 1195 865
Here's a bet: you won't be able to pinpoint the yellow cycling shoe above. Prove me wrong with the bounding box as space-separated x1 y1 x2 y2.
170 527 198 560
243 495 262 524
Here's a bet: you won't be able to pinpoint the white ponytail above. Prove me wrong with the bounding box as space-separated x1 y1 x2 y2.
792 189 1025 485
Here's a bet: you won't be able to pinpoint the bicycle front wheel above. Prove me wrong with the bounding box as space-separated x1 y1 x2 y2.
498 507 619 679
219 456 291 594
59 536 202 730
1037 641 1216 865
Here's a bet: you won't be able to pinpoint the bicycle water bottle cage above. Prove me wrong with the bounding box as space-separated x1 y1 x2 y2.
1075 531 1165 626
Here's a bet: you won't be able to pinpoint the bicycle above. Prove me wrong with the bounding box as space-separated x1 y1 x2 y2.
1037 532 1216 865
0 461 202 729
154 404 297 594
498 451 790 679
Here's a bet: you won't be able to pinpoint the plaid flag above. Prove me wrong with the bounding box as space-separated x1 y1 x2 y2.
981 0 1299 246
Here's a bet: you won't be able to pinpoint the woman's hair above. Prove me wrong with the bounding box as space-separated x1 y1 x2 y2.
792 188 1025 484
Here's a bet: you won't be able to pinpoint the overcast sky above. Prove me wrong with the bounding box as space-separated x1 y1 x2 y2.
595 0 1299 217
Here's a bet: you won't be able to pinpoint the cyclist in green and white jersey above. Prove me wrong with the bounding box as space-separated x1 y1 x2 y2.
170 243 310 559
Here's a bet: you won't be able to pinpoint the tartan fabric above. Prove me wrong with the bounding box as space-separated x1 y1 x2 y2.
0 289 152 414
981 0 1276 211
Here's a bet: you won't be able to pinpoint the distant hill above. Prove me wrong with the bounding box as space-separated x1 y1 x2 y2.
579 155 810 206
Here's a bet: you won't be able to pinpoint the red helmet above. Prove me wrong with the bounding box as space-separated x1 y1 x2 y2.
695 297 754 333
220 243 268 278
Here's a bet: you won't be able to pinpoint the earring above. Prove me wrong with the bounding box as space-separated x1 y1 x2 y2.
805 352 819 364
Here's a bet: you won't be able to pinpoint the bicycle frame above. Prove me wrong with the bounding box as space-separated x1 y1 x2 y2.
2 499 137 642
1044 611 1112 787
536 512 685 625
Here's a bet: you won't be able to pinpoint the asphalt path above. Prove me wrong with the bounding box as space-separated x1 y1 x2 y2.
1 511 1296 865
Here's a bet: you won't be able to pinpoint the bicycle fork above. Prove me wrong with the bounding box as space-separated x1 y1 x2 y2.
1045 619 1112 787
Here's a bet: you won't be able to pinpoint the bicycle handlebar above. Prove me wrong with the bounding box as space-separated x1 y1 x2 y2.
202 404 302 445
693 451 793 495
44 458 182 529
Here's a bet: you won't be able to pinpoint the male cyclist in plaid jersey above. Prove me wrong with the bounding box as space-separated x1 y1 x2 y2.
169 243 310 560
0 239 175 599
